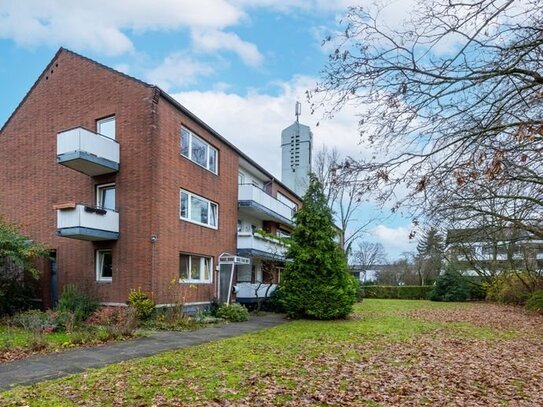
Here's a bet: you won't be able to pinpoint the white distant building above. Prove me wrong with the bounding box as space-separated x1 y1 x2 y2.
281 102 313 196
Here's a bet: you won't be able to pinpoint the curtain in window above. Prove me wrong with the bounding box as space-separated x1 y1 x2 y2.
191 196 208 224
209 203 217 227
191 137 207 167
181 129 190 157
180 254 189 280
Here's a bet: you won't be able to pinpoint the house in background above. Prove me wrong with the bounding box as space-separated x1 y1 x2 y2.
349 264 388 283
0 48 303 311
445 227 543 277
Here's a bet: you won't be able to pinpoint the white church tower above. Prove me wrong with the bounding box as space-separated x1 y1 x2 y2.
281 102 313 196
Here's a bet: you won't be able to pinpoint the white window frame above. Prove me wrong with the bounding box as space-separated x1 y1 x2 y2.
96 249 113 282
180 127 218 174
180 190 218 229
96 183 116 210
96 116 116 140
179 253 213 284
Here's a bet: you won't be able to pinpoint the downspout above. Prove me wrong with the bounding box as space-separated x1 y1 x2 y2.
149 87 161 297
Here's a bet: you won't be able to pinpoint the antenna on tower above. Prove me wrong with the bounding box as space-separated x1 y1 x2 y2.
295 101 301 123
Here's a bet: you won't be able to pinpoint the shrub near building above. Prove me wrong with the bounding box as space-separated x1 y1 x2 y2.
279 176 357 320
0 217 48 315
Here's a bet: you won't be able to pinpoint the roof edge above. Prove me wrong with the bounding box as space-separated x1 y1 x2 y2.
1 48 303 202
1 47 152 134
1 48 64 134
156 88 303 201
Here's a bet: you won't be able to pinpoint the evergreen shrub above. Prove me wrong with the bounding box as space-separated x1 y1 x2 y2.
216 303 249 322
363 285 432 300
429 269 469 302
279 176 357 319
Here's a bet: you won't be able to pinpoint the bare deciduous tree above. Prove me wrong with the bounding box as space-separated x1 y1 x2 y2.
314 146 374 254
309 0 543 237
352 240 387 281
375 254 418 286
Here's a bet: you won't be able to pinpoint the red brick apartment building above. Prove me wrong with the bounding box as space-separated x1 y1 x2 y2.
0 48 301 311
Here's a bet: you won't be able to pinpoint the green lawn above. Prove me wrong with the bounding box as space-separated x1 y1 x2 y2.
0 326 71 349
0 325 137 363
2 299 542 406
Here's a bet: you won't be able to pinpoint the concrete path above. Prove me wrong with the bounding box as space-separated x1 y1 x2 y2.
0 313 286 392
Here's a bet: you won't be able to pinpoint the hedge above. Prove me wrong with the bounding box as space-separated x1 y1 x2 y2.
362 285 433 300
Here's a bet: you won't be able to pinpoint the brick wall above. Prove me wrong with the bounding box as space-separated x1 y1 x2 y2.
0 50 155 306
150 96 238 304
0 49 272 307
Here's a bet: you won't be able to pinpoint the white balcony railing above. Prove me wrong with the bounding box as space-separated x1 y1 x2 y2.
238 184 294 223
457 253 528 261
57 204 119 240
235 283 277 300
57 127 119 176
237 232 287 258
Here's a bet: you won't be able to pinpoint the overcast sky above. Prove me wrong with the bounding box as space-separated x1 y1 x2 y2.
0 0 418 259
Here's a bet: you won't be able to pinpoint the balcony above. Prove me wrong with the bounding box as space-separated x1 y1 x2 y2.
57 127 119 176
238 184 294 226
56 203 119 241
237 232 287 260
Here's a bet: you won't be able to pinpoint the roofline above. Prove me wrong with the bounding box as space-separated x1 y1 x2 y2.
1 47 151 134
1 48 64 133
157 88 302 201
1 47 303 202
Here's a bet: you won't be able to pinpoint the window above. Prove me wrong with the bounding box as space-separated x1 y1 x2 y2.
97 116 116 140
238 172 245 185
96 250 112 282
237 265 252 282
179 254 212 283
277 192 298 211
180 127 218 173
97 184 116 210
482 244 507 256
180 190 218 228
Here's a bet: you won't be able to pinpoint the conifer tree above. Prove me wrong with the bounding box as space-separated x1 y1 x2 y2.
416 227 445 285
279 175 357 319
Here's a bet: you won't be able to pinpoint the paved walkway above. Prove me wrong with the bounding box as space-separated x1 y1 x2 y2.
0 313 286 391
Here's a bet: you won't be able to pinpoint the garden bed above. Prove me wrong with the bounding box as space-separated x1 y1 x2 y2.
0 325 138 363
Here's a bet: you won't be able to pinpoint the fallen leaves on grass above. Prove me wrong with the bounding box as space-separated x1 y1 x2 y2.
236 335 543 406
408 302 543 337
234 303 543 406
2 301 543 406
0 347 48 363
